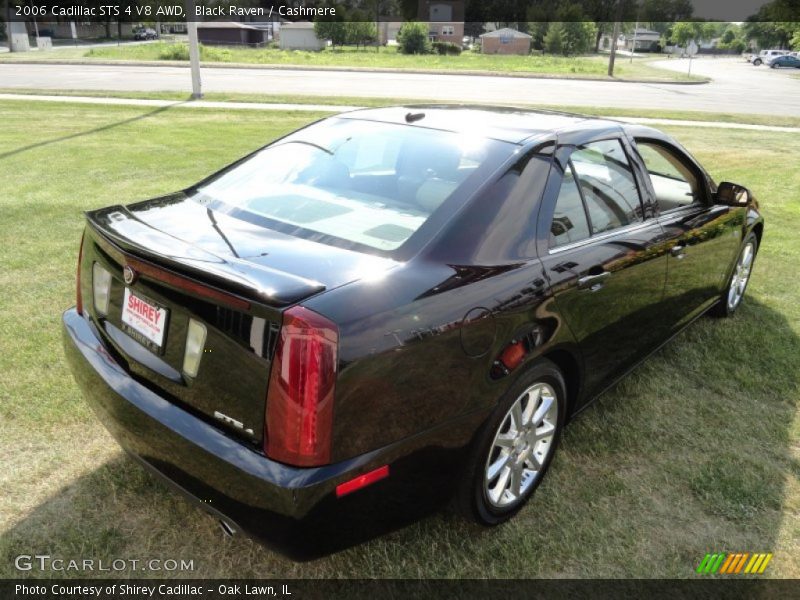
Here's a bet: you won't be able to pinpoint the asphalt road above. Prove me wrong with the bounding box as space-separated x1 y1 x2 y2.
0 57 797 115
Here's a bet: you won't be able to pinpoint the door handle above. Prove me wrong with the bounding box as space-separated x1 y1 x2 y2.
578 270 610 291
671 245 686 258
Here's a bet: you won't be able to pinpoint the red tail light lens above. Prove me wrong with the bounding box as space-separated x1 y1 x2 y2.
76 232 85 315
265 306 338 467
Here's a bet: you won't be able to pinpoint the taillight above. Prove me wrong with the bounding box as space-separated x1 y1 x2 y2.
265 306 338 467
76 233 85 315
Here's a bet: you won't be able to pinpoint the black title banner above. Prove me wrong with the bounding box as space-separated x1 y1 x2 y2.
3 0 799 23
4 579 800 600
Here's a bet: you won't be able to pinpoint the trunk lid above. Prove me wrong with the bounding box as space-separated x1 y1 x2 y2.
81 194 396 447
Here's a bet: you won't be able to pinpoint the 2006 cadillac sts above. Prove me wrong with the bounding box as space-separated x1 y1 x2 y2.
63 106 763 552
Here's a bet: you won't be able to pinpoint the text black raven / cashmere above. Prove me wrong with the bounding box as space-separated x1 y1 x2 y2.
63 106 763 554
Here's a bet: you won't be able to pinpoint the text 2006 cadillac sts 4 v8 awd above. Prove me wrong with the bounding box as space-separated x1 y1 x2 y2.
63 106 763 556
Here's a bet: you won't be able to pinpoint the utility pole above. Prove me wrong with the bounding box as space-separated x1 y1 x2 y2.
607 21 621 76
629 17 639 63
186 0 202 98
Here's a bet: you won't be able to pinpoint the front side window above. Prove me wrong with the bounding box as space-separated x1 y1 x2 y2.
635 140 703 213
190 119 515 254
571 139 643 234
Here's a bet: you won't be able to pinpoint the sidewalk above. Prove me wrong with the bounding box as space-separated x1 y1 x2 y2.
2 92 797 134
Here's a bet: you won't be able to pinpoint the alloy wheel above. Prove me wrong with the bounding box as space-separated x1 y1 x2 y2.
484 383 559 508
728 241 755 310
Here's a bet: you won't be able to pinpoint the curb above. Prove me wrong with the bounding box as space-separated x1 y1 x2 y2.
0 58 711 85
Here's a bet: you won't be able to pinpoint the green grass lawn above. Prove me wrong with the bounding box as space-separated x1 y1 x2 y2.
0 42 703 81
0 100 798 579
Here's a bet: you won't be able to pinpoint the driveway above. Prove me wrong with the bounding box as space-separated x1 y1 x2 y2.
0 57 796 115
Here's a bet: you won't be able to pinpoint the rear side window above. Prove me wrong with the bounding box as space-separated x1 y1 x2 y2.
550 164 591 247
571 139 643 234
190 119 515 254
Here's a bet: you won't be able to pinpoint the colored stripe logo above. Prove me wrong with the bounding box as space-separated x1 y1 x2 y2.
696 552 773 575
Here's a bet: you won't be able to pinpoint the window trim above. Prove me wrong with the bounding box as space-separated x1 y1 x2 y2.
548 218 655 255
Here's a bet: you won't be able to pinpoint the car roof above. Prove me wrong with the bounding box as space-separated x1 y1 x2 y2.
337 105 624 145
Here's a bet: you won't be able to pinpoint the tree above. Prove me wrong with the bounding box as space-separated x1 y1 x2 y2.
397 21 431 54
744 20 796 49
578 0 639 52
743 0 800 48
345 21 377 49
544 22 565 54
640 0 693 23
314 20 348 49
533 2 596 55
671 21 715 47
527 21 549 51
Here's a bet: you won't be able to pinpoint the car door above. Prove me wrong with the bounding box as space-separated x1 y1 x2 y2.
537 135 668 397
629 137 743 330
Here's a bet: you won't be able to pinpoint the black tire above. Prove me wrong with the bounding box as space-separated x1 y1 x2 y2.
455 359 567 525
753 58 762 66
711 232 758 318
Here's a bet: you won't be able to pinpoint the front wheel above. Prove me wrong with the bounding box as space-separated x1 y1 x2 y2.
711 232 758 318
753 58 762 65
456 360 566 525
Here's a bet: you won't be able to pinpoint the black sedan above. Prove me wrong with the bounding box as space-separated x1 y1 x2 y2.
63 106 763 554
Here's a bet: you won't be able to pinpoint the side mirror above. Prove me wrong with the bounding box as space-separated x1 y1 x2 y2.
716 181 752 206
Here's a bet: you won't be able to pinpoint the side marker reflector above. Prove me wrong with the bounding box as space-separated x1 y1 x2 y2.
335 465 390 498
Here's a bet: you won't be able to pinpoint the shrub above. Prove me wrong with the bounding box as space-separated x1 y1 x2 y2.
432 41 462 55
544 21 595 56
201 46 233 62
544 23 565 55
158 43 189 61
397 21 431 54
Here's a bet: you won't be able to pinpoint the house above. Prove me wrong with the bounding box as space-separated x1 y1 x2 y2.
377 21 404 45
418 0 465 45
623 28 661 52
598 33 625 51
197 22 268 47
278 21 325 51
480 28 532 55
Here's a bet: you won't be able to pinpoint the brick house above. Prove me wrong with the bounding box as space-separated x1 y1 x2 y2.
418 0 464 45
480 28 532 55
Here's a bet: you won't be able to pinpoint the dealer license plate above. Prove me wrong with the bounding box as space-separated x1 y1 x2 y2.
121 288 169 353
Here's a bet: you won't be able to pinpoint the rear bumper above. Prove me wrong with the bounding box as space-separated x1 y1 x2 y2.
62 308 475 555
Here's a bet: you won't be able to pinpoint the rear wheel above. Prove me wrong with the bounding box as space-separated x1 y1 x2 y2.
456 360 566 525
711 232 758 318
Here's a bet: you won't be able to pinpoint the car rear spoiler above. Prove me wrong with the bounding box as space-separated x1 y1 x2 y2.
85 206 326 308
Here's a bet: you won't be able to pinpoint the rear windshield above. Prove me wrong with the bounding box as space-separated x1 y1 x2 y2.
189 118 516 254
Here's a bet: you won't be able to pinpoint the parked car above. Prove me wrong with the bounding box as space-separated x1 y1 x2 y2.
133 28 158 41
751 49 789 65
63 106 763 555
768 54 800 68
